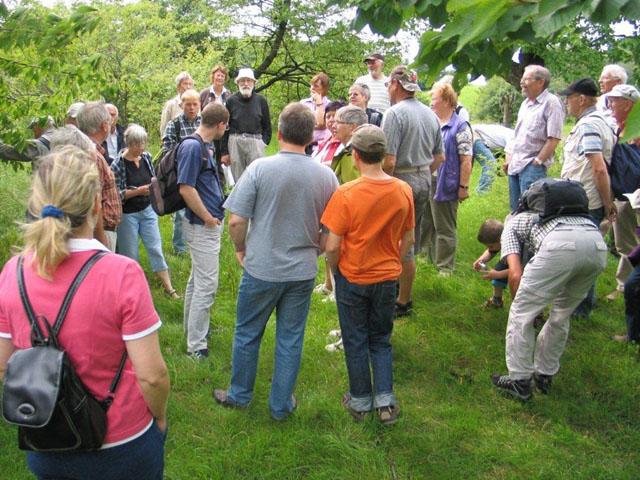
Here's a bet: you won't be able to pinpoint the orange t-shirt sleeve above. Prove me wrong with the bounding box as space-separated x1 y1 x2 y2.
321 188 350 236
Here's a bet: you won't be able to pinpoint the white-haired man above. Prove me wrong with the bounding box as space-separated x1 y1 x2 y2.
504 65 565 211
160 71 194 137
220 68 272 181
605 84 640 302
597 64 627 130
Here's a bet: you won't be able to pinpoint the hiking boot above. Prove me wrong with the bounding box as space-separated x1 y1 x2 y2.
491 374 532 402
394 301 413 318
377 405 400 425
187 349 209 361
342 394 368 423
533 373 552 394
484 296 504 309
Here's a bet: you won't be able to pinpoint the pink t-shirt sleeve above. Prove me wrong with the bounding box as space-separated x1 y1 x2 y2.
0 257 17 338
117 261 161 341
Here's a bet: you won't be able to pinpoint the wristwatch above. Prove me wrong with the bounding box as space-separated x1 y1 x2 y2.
459 185 469 190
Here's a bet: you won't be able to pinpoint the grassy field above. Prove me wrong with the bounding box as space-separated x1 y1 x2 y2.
0 156 638 479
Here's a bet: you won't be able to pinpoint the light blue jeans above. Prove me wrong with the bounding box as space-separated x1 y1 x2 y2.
227 271 315 419
473 140 496 194
116 204 168 273
508 161 547 211
183 221 222 353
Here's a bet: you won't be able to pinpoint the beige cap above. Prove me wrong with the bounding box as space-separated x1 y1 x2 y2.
351 124 386 153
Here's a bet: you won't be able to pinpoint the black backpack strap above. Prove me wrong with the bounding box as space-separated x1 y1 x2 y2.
52 251 108 334
17 256 46 343
17 250 127 407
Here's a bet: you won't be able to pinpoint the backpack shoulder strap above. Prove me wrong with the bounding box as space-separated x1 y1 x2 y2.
52 251 109 334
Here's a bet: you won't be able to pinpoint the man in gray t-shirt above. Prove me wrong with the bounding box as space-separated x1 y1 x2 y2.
214 103 338 420
382 66 445 318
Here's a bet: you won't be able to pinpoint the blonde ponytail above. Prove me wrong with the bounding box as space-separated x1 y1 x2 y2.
22 146 100 279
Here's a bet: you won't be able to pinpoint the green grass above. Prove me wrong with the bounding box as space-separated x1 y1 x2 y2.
1 159 638 479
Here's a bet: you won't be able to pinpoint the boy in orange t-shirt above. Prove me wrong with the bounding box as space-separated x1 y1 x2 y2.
321 124 415 425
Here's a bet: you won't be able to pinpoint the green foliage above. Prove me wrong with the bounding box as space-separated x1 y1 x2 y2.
0 2 105 154
337 0 640 138
474 77 522 127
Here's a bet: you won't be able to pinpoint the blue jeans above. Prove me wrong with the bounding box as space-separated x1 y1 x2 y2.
117 205 168 272
172 209 187 254
508 161 547 211
335 270 397 412
26 421 167 480
624 264 640 342
227 271 315 419
473 140 496 194
572 207 605 318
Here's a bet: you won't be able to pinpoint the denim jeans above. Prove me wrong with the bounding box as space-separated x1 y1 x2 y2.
227 271 315 419
473 140 496 194
117 205 169 273
183 221 222 353
508 161 547 211
572 207 605 318
172 209 187 254
26 421 167 480
335 270 397 412
625 264 640 342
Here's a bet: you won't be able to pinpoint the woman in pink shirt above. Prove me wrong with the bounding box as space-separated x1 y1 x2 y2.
0 146 170 480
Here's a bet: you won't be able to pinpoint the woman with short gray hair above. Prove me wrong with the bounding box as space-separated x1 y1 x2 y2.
110 124 179 299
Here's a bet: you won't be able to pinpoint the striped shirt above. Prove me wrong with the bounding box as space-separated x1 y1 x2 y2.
355 73 390 112
501 213 596 260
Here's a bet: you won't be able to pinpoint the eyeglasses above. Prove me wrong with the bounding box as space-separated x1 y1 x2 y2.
335 120 348 125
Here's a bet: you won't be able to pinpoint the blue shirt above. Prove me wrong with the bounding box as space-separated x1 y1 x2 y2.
177 137 225 224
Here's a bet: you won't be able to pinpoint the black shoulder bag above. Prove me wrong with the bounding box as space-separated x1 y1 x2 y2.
1 251 127 452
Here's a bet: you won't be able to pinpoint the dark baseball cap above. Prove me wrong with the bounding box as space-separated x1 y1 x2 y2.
364 53 384 62
558 78 598 97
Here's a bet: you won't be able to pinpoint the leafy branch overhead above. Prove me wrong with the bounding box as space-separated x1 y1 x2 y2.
334 0 640 138
337 0 639 82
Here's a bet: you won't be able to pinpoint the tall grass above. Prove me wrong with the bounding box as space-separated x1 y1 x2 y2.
0 159 637 479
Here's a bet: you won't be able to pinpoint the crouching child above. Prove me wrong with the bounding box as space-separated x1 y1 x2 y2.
473 218 508 308
321 124 415 425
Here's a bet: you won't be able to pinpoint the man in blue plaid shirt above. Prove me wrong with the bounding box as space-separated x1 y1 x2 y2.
491 211 608 402
161 89 201 255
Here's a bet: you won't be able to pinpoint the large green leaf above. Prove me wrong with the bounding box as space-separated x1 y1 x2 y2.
621 0 640 18
591 0 628 22
532 2 586 38
620 102 640 143
455 0 511 52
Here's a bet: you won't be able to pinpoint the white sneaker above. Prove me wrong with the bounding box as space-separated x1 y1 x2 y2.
322 292 336 303
325 338 343 352
328 329 342 338
314 284 332 295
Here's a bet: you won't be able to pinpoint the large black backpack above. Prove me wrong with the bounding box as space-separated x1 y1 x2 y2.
608 141 640 201
150 134 210 216
2 251 127 452
515 177 591 223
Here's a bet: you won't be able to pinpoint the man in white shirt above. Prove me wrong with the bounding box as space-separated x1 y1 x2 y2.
355 53 390 113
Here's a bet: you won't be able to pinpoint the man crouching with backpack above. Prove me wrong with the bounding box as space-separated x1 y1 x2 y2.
178 103 229 360
491 208 607 402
